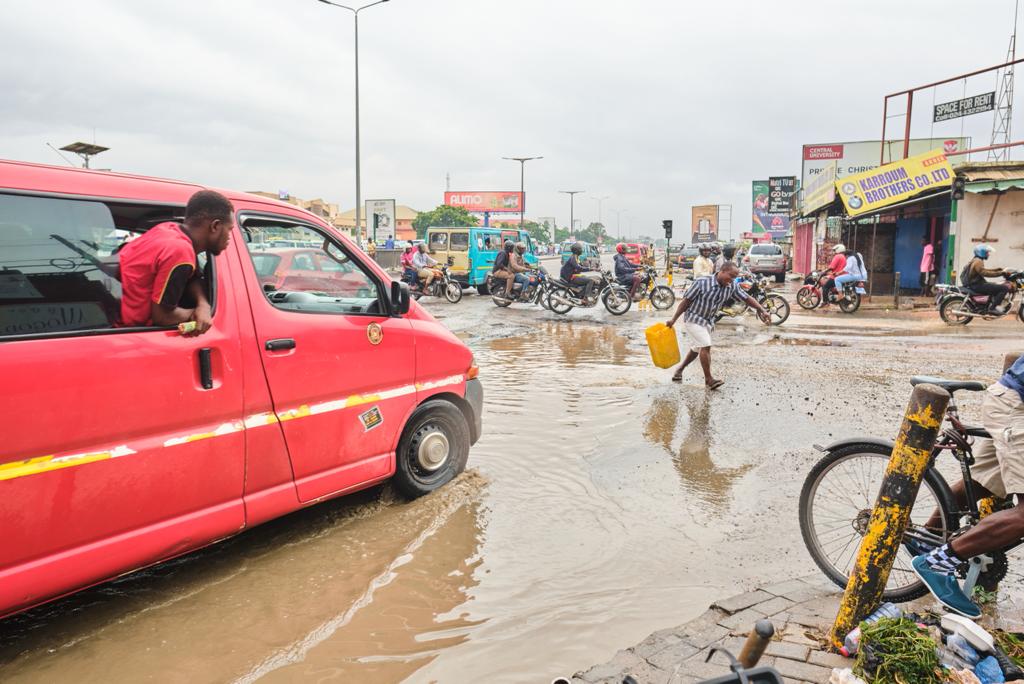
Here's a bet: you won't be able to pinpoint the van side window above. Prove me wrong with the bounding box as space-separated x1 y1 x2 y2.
429 232 448 253
242 217 384 316
449 232 469 252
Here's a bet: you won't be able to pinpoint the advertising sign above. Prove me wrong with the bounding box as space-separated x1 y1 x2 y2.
836 148 954 218
800 161 837 215
751 181 769 233
768 177 797 214
801 138 969 194
444 191 523 213
691 205 718 243
934 92 995 122
365 199 396 240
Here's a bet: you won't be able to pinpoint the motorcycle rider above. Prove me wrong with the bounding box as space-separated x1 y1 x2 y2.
961 244 1013 313
833 249 866 304
492 240 515 296
561 242 597 301
412 243 440 290
819 243 847 307
400 245 417 286
614 243 642 299
510 241 533 296
692 244 714 279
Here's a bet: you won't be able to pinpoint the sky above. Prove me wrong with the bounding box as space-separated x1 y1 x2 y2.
1 0 1020 240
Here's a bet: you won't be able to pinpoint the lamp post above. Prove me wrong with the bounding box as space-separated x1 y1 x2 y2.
502 156 542 230
591 195 610 228
559 190 584 240
317 0 391 246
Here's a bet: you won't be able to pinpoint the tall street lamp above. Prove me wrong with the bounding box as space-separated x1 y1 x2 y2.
610 208 628 242
591 195 610 227
317 0 391 245
558 191 584 240
502 156 542 230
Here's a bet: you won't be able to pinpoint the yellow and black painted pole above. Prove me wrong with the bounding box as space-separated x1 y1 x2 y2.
829 383 950 649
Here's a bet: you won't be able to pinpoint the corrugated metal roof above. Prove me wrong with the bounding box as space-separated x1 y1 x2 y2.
953 161 1024 182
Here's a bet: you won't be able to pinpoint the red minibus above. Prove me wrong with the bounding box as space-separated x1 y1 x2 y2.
0 160 482 618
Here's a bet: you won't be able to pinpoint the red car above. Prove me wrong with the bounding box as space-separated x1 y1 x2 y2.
620 243 645 266
0 159 482 619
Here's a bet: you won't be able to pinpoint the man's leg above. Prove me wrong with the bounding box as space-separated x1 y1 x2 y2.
629 274 640 298
698 347 714 385
672 349 698 381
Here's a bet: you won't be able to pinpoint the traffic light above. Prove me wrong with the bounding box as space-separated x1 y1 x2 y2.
662 220 673 238
951 175 966 201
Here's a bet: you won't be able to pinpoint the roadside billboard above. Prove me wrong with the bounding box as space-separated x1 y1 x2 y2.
836 148 954 218
800 161 837 215
444 191 524 213
801 138 969 193
365 198 396 241
691 205 718 243
753 179 795 237
752 181 770 233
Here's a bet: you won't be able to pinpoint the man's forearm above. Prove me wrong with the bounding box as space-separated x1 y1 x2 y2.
189 279 211 310
669 299 690 325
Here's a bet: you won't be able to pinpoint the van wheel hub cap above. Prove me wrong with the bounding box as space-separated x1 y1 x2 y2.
417 431 449 471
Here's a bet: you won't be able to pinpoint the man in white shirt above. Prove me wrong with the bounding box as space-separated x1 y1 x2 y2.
692 245 714 279
412 243 440 288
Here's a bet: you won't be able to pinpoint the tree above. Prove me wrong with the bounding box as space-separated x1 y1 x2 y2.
554 226 570 243
412 205 479 238
577 221 608 245
523 220 549 244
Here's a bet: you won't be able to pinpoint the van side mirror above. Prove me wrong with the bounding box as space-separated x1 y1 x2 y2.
391 280 410 315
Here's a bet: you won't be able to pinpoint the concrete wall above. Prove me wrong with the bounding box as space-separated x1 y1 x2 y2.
952 191 1024 280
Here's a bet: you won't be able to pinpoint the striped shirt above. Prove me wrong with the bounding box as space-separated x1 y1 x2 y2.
683 275 751 330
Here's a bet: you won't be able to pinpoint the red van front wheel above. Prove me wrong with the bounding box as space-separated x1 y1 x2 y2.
394 400 470 498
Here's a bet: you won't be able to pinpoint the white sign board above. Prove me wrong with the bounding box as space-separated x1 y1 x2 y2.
365 199 397 241
801 137 971 193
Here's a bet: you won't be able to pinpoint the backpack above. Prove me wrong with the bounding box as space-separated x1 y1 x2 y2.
960 260 976 287
493 250 509 272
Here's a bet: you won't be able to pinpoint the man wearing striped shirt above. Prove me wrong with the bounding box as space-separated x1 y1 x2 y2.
666 262 770 389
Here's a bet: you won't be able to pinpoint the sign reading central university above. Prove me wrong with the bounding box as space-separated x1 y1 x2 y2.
836 148 954 217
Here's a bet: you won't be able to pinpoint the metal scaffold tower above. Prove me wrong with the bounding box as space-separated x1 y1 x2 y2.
989 0 1019 160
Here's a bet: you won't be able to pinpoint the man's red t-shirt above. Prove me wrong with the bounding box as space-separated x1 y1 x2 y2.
119 222 198 326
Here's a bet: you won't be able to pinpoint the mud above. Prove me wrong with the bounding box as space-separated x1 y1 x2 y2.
2 288 1022 683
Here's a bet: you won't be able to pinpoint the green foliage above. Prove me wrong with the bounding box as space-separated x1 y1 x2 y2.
523 220 550 244
554 226 570 242
412 205 479 238
576 221 607 245
995 630 1024 667
853 618 942 684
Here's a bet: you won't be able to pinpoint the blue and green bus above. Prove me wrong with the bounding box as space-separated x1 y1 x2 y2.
425 226 539 293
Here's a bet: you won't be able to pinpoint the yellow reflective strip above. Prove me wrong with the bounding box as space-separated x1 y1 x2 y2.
0 451 113 481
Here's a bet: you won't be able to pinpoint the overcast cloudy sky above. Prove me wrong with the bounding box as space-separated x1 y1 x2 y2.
2 0 1020 238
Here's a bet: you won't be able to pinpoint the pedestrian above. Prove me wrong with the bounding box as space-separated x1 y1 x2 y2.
665 263 770 389
919 236 935 296
385 236 395 249
367 239 376 258
692 244 714 279
118 190 233 335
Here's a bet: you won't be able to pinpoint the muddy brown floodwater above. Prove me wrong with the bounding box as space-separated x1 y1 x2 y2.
3 286 1023 683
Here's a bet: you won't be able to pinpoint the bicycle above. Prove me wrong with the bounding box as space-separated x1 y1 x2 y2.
799 376 1019 602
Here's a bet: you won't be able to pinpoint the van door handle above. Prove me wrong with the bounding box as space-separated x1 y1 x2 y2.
265 338 296 351
198 348 213 390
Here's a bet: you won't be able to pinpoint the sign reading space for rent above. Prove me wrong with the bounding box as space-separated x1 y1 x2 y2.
933 92 995 122
836 148 953 217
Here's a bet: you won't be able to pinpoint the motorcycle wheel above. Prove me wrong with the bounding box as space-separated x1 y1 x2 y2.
649 285 675 310
602 287 632 315
411 289 423 301
838 292 861 314
538 287 552 310
765 294 790 325
796 285 819 310
1018 299 1024 323
546 288 573 315
477 280 490 296
491 292 513 307
444 281 463 303
940 295 972 325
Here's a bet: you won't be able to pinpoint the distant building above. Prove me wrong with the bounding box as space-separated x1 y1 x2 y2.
247 191 357 240
335 205 419 242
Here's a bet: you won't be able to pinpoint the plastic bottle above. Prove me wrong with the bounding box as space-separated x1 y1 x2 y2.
947 633 981 666
839 603 903 657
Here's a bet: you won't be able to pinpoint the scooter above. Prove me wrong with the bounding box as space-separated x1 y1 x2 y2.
937 271 1024 325
546 270 631 316
410 264 463 304
796 272 864 313
714 271 790 325
632 266 676 310
487 267 553 309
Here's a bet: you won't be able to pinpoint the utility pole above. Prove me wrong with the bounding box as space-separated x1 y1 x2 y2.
610 208 628 242
559 190 584 240
990 0 1018 161
591 195 610 227
503 156 542 229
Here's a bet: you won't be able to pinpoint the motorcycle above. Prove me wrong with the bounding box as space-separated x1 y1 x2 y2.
410 264 463 304
796 271 864 313
631 266 676 310
486 267 553 309
937 270 1024 325
713 271 790 325
546 269 632 316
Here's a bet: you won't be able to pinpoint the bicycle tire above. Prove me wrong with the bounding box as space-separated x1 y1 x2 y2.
798 442 959 602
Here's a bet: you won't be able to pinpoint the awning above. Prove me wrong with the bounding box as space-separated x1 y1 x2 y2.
966 179 1024 193
839 188 950 222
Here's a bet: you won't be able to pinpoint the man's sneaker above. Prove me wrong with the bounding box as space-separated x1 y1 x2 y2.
902 534 939 558
911 555 981 618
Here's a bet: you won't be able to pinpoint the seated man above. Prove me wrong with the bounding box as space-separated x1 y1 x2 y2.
613 243 641 298
118 190 234 335
491 240 515 295
510 242 533 295
961 244 1011 312
560 242 597 300
412 243 440 289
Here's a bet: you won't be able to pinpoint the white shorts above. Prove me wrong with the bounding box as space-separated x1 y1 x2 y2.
684 322 712 349
971 383 1024 498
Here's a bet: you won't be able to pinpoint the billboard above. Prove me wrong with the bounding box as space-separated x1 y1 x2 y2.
800 161 837 215
934 92 995 122
444 191 523 213
801 138 969 194
691 205 719 243
752 181 769 233
752 179 794 237
836 148 954 217
768 177 797 214
365 199 396 240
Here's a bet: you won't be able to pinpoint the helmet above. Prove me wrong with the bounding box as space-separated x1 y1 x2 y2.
503 240 514 252
616 243 625 254
570 242 583 256
515 241 526 254
833 243 846 254
974 244 995 259
699 243 710 253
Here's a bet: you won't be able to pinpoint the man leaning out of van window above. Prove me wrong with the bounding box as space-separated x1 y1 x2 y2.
119 190 235 336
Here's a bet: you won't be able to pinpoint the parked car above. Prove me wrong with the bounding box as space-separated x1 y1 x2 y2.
0 159 483 619
744 243 787 282
619 243 645 266
678 247 700 269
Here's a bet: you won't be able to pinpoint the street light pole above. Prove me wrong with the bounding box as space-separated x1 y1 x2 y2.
317 0 390 245
502 156 542 231
591 195 610 227
610 208 628 242
559 190 584 240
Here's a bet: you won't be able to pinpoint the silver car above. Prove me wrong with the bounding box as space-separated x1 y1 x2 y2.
743 243 787 282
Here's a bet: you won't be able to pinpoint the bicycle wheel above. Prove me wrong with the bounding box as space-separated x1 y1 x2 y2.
796 286 820 310
798 442 958 602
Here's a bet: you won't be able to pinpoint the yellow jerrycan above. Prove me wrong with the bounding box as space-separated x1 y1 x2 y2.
645 322 680 369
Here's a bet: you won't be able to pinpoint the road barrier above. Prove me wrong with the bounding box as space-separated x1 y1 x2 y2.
829 382 950 649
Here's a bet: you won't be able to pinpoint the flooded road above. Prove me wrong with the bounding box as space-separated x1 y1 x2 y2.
3 282 1023 683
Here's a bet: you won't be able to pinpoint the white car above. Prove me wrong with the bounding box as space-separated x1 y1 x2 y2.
743 243 787 282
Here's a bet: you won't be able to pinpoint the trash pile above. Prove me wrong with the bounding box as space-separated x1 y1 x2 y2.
828 603 1024 684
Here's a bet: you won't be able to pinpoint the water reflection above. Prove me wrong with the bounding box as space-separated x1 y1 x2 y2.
642 392 753 511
